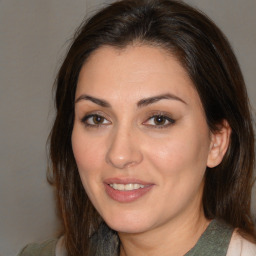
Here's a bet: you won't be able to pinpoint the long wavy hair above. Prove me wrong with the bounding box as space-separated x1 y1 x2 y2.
48 0 255 255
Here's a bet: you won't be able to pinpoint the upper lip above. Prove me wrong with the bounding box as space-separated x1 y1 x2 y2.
104 177 154 186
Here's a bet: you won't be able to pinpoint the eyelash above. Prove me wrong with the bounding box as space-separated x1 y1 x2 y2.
81 113 175 129
143 113 175 129
81 114 111 128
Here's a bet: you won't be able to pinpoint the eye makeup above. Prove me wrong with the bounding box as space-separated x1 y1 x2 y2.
80 110 176 130
143 111 176 129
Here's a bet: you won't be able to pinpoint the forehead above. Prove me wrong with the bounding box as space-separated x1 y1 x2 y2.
76 45 201 107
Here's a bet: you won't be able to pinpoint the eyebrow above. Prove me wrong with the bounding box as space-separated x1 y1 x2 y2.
75 93 187 108
137 93 187 107
75 95 111 107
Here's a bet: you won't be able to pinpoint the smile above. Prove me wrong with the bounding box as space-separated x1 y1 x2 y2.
109 183 146 191
105 182 153 203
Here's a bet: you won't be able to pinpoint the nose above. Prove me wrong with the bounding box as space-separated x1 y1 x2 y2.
105 126 143 169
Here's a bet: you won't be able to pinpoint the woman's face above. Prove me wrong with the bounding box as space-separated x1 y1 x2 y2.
72 45 215 234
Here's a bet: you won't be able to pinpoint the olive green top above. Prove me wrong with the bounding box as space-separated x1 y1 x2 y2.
18 238 58 256
185 219 233 256
18 219 233 256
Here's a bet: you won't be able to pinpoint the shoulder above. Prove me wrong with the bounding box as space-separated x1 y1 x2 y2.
17 239 58 256
227 230 256 256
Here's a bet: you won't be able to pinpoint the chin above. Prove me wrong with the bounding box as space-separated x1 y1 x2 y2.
103 211 153 234
107 222 149 234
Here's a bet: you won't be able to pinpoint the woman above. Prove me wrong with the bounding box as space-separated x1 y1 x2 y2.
19 0 256 255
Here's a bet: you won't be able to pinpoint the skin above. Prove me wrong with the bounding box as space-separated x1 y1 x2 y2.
72 45 230 256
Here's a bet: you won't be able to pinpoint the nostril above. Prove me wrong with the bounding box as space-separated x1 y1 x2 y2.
105 148 143 169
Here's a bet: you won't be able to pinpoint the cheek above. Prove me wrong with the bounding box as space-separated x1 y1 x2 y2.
71 127 108 205
71 127 105 177
145 125 210 180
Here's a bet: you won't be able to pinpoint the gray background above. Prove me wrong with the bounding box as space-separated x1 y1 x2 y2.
0 0 255 255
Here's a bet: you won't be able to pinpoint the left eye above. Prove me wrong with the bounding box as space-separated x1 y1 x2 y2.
144 115 175 127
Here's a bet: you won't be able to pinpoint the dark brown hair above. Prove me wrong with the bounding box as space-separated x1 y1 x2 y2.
49 0 255 255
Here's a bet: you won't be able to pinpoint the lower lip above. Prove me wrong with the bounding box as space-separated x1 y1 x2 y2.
104 184 153 203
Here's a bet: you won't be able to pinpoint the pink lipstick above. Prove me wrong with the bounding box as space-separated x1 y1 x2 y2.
104 178 154 203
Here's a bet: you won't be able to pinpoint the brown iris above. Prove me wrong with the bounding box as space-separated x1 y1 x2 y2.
93 115 104 124
154 116 166 125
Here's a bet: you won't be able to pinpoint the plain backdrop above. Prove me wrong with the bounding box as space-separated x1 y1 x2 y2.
0 0 255 255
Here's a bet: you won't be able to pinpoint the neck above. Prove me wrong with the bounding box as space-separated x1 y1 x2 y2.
118 206 210 256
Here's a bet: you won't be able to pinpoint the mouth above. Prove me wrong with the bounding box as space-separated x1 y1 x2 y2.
109 183 148 191
104 178 154 203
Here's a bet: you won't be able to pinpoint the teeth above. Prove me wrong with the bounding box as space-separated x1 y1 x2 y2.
109 183 145 191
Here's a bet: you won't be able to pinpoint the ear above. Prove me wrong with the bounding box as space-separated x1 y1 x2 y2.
207 120 231 168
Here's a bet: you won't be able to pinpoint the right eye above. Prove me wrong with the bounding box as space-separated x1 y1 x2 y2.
81 114 111 127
